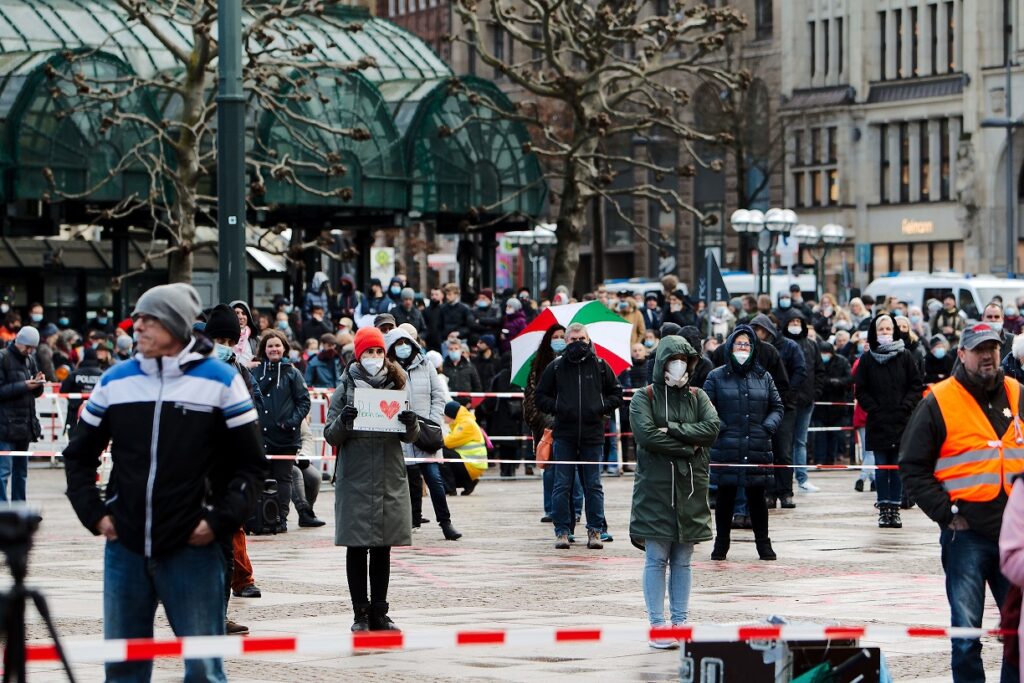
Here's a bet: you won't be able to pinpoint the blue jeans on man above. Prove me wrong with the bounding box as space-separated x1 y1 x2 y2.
543 465 583 518
939 528 1019 683
0 441 29 502
551 440 604 536
104 539 227 683
792 404 814 486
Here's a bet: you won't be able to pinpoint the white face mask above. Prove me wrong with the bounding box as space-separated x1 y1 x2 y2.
787 324 801 335
361 357 384 375
987 321 1004 331
732 351 751 365
876 334 893 346
664 359 688 387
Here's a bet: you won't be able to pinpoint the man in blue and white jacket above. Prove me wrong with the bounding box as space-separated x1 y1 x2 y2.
64 283 267 683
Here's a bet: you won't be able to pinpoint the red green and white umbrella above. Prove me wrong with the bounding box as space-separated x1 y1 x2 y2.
511 300 633 387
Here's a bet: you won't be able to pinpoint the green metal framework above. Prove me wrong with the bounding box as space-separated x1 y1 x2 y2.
0 0 546 225
0 49 158 202
402 77 546 222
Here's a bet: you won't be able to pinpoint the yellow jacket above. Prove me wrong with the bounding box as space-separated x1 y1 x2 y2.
444 406 488 479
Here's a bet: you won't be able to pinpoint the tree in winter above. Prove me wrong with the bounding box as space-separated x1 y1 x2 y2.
42 0 376 286
451 0 750 291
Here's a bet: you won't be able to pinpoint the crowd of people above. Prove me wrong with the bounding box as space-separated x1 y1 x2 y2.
7 269 1024 679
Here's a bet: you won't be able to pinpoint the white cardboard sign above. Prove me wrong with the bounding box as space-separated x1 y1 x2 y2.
352 387 408 433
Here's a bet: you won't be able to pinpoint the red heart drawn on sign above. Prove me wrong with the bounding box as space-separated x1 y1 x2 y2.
379 400 401 420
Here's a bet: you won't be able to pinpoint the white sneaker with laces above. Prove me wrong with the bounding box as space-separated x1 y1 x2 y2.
798 481 821 493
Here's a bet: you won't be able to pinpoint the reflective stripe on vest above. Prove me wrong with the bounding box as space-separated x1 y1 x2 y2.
931 377 1024 502
456 442 488 473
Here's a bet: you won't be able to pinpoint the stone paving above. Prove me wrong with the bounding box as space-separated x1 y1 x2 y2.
13 466 1002 681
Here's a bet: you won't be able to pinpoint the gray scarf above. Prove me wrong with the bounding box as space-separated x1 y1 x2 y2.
870 339 905 364
348 362 394 389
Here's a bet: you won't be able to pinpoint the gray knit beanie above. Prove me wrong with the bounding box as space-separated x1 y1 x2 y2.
133 283 203 342
14 326 39 347
505 297 522 312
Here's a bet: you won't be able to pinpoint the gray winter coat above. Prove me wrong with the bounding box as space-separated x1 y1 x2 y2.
324 362 419 547
386 328 446 459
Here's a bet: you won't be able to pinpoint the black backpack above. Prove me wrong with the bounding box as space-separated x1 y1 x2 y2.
244 479 281 535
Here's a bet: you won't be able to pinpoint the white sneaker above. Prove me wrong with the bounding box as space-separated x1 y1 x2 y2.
798 481 821 493
649 638 679 650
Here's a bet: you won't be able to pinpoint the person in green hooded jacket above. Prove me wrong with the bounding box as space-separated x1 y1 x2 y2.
629 335 721 649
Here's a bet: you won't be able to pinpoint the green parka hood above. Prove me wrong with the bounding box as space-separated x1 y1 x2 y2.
651 335 700 388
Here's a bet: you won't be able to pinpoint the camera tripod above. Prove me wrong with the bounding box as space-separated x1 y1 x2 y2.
0 510 75 683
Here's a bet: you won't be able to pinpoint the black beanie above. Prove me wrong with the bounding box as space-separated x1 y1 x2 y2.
444 401 462 419
204 304 241 344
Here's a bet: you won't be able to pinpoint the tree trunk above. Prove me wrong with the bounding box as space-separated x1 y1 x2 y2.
549 184 586 295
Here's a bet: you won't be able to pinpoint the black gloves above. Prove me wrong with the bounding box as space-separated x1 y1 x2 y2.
339 404 358 423
398 410 418 427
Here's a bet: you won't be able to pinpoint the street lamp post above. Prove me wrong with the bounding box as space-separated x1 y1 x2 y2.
730 207 798 295
792 223 848 299
217 0 248 303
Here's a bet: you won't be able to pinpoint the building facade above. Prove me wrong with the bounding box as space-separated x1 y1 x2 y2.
780 0 1019 289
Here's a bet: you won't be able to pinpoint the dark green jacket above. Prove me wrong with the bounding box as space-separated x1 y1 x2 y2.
629 336 720 544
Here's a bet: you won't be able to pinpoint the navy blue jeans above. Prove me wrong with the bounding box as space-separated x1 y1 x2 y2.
551 440 604 536
104 540 227 683
420 461 452 524
543 465 583 518
0 440 28 502
939 528 1018 683
874 448 902 506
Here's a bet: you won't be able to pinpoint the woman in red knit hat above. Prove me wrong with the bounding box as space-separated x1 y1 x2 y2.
325 326 420 632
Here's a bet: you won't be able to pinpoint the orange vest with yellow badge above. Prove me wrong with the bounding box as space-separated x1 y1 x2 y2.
931 376 1024 502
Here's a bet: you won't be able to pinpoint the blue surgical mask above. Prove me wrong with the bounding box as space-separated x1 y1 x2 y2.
214 344 233 362
277 320 289 330
448 349 462 362
477 300 490 309
30 314 43 323
643 339 655 348
97 317 108 325
390 286 402 296
395 344 413 360
820 354 831 364
933 347 947 359
779 299 791 310
58 317 69 327
550 339 567 353
910 315 922 325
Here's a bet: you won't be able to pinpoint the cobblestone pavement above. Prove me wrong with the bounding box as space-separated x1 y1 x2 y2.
17 466 999 681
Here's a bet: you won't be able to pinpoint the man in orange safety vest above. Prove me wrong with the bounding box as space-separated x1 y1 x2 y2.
901 322 1023 683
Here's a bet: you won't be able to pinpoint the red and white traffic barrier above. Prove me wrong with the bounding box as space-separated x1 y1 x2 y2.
21 623 1011 664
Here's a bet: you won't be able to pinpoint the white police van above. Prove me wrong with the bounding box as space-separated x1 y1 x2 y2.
863 272 1024 318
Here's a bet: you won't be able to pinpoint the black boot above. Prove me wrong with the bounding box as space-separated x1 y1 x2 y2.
440 521 462 540
877 504 891 528
297 505 326 528
755 538 777 561
710 536 730 561
888 504 903 529
351 604 370 632
369 602 400 631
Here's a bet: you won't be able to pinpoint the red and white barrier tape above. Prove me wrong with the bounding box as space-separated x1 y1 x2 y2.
19 623 1011 664
42 390 856 409
0 451 897 470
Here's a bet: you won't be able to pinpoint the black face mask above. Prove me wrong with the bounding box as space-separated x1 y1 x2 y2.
565 341 589 362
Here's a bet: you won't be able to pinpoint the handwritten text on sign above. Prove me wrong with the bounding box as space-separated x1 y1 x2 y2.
352 388 408 433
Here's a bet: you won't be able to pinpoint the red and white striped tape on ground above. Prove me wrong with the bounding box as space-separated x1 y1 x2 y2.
0 452 899 469
21 623 1012 664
